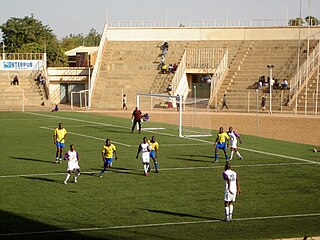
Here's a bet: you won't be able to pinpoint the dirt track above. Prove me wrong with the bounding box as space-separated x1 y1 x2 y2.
100 110 320 147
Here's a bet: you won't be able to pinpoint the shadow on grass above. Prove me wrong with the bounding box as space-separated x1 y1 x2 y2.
23 176 62 185
89 167 143 176
142 208 222 221
9 157 52 164
0 210 118 240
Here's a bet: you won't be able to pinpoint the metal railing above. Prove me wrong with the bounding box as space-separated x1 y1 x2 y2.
288 41 320 105
186 48 226 70
0 53 45 60
208 49 229 108
106 19 289 28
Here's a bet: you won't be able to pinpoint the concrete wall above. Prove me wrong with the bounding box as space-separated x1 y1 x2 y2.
105 27 320 41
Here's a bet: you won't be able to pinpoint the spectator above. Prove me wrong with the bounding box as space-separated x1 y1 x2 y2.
273 78 280 89
161 64 167 74
52 105 59 112
261 96 266 111
162 47 167 56
281 79 288 89
172 63 177 72
11 75 19 85
221 94 228 110
122 94 128 110
158 55 166 70
258 81 262 89
168 64 173 73
162 41 169 51
37 73 42 83
40 75 45 85
167 84 172 95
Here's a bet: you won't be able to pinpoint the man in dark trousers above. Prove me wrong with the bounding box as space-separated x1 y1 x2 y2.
131 107 142 133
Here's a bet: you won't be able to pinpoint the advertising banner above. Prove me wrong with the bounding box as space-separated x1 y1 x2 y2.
0 60 43 70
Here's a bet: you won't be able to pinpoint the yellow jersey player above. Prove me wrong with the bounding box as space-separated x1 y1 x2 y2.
53 123 67 163
214 127 230 162
148 136 159 173
99 139 118 177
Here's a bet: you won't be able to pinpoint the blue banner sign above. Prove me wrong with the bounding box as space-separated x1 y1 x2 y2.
0 60 43 70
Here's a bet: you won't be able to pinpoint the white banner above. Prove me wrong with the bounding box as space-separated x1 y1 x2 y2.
0 60 43 70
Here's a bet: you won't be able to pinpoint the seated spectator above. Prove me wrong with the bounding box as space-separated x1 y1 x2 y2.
258 81 262 89
11 75 19 85
168 64 173 73
260 75 266 86
37 73 42 83
167 84 172 95
273 78 280 88
161 64 167 74
40 75 45 85
158 55 166 70
142 113 150 122
281 79 288 89
172 63 177 72
161 41 169 51
51 105 59 112
162 48 167 56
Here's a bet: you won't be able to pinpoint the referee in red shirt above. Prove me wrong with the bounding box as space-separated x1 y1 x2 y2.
131 107 142 133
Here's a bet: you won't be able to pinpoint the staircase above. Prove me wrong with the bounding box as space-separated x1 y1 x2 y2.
213 40 318 112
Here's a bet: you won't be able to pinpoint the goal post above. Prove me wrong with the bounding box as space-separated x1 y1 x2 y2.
136 93 212 138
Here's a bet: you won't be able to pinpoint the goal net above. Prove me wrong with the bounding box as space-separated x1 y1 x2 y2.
136 93 212 138
71 90 89 109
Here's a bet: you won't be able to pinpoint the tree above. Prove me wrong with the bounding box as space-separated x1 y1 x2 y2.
84 28 101 46
60 33 85 52
305 16 319 26
288 18 304 26
0 15 67 66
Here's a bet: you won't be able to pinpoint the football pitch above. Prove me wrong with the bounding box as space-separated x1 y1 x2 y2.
0 111 319 240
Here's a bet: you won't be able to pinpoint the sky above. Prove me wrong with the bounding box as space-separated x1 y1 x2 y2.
0 0 319 40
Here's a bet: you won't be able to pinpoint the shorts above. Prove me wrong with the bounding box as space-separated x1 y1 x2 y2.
150 150 156 159
230 140 238 149
67 161 80 171
224 190 236 202
104 158 113 166
216 142 227 151
142 155 150 164
56 142 65 148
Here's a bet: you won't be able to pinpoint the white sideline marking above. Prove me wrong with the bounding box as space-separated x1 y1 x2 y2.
39 126 131 148
28 112 319 165
1 212 319 236
0 162 314 178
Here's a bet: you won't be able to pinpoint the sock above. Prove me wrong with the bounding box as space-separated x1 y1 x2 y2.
215 153 218 161
65 173 70 182
75 172 80 178
225 207 230 218
100 168 106 175
155 162 158 171
229 205 234 219
230 151 234 159
236 151 242 158
225 154 228 161
143 164 148 173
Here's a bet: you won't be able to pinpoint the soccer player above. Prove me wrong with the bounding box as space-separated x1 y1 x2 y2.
227 127 243 161
223 162 241 222
214 127 230 162
63 144 80 185
136 137 151 176
148 136 159 173
131 107 142 133
99 139 118 177
313 148 320 152
53 122 67 163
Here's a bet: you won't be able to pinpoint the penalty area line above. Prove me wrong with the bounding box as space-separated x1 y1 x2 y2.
1 212 319 236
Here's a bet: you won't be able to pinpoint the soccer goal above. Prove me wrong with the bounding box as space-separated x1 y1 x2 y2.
136 93 212 138
71 90 89 109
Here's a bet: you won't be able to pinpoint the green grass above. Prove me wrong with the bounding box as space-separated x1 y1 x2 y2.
0 111 319 240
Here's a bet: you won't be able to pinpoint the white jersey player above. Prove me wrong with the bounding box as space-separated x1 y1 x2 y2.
223 163 241 222
227 127 243 161
136 137 151 176
63 144 81 185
